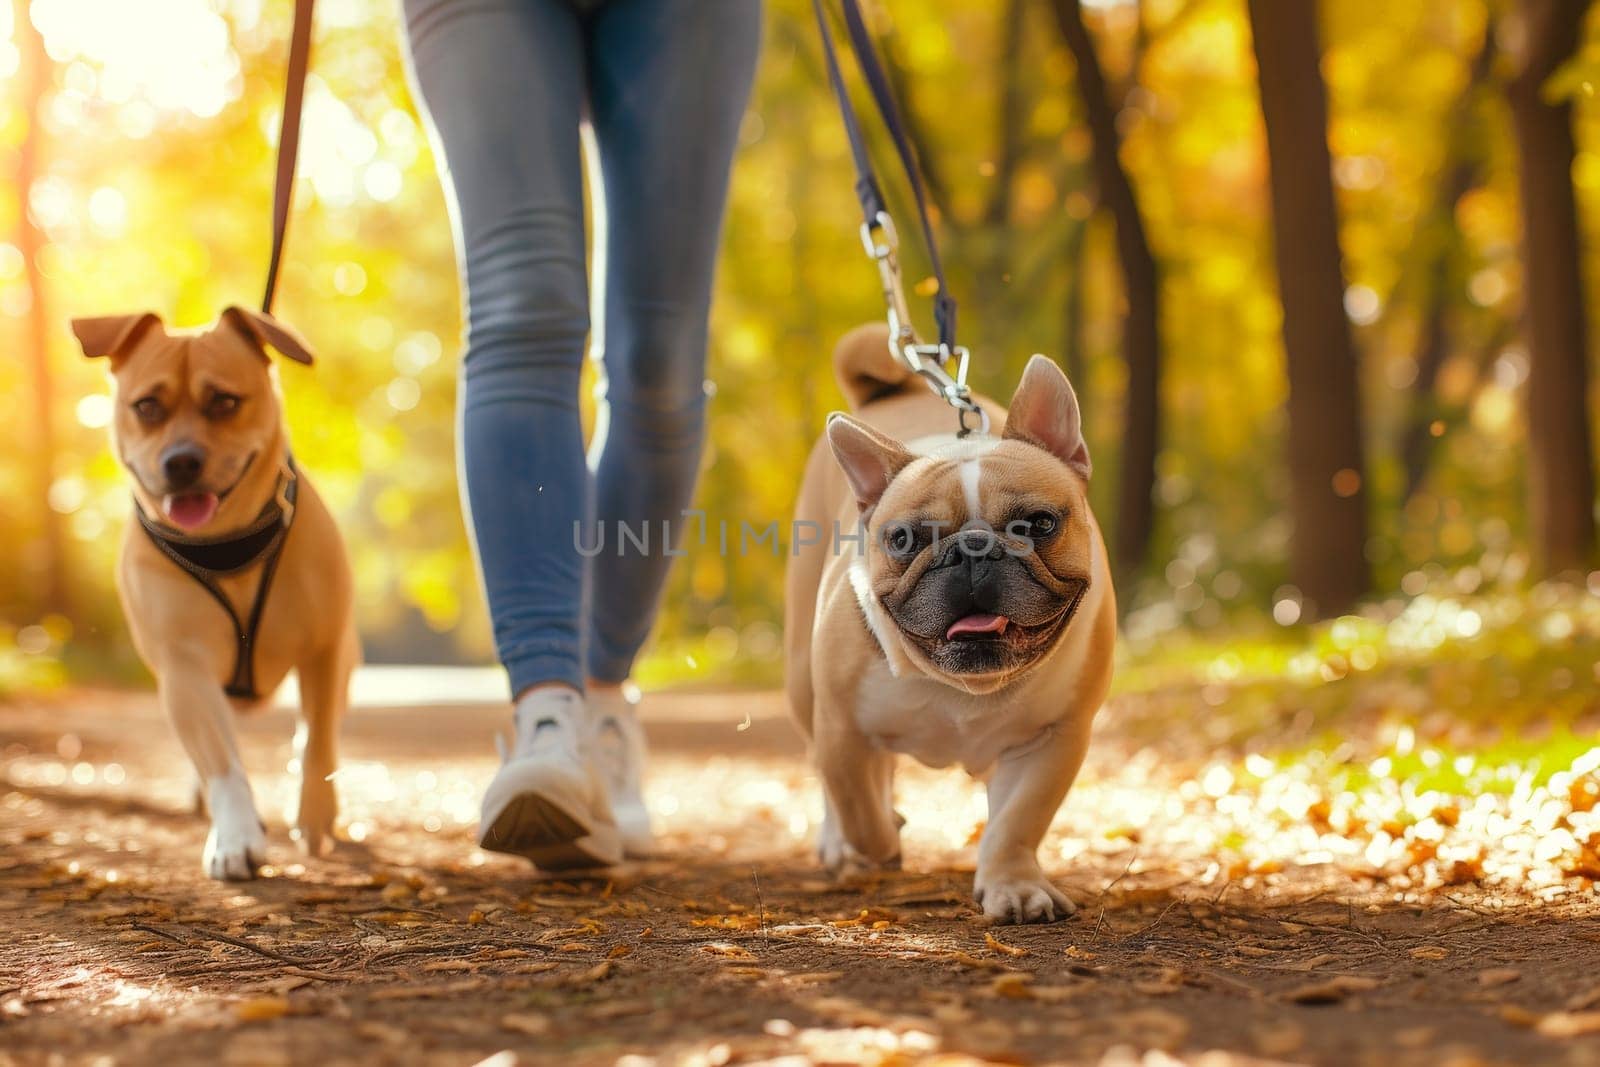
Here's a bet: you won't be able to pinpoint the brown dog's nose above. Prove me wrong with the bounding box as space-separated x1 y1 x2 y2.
161 444 206 490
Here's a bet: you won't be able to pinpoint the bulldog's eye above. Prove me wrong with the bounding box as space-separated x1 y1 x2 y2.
1017 511 1059 540
205 392 241 419
131 396 165 425
883 523 918 559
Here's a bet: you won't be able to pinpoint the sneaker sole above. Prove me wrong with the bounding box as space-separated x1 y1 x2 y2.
479 791 623 870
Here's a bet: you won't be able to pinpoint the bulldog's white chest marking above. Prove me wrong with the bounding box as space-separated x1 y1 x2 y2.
853 660 1053 774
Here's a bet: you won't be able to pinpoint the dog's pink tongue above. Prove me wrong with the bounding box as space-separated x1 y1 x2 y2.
946 613 1009 639
163 492 219 530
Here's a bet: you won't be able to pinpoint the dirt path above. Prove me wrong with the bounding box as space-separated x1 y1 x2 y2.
4 688 1600 1066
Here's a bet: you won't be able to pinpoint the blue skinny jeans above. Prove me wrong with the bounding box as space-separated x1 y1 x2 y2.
402 0 761 695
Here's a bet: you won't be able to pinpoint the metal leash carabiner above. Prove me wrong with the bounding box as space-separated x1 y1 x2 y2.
860 210 990 438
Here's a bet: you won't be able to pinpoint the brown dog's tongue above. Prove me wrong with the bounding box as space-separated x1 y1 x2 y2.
163 492 219 531
946 613 1009 639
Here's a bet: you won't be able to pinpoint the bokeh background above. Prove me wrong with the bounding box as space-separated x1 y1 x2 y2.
1 0 1597 693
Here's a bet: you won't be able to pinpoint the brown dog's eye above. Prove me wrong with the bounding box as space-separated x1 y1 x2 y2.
131 396 165 425
883 522 919 560
205 393 242 419
1011 511 1059 542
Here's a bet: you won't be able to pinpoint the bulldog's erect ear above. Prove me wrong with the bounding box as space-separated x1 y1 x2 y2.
72 312 163 362
1003 354 1091 479
826 412 916 512
221 305 315 366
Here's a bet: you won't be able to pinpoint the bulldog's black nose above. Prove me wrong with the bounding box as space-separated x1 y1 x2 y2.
161 444 206 489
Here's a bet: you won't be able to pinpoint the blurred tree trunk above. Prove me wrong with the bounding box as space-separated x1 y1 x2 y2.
1246 0 1369 618
1048 0 1161 580
975 0 1027 339
14 0 69 618
1401 31 1495 503
983 0 1026 233
1505 0 1597 575
1061 220 1089 390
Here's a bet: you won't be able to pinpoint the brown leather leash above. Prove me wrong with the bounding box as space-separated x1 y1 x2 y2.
262 0 315 315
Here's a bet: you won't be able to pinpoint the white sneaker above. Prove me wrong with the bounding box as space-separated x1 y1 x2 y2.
478 687 622 869
588 683 656 857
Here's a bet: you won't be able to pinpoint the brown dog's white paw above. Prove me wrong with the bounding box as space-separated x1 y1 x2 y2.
974 864 1075 924
203 818 268 880
202 772 268 879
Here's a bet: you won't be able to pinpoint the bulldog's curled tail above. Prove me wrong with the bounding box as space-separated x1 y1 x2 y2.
833 323 914 411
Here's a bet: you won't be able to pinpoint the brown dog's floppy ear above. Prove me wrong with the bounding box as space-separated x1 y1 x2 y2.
826 412 916 512
1003 354 1091 479
72 312 163 361
220 305 315 366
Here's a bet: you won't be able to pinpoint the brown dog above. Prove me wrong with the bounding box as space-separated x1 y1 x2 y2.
787 325 1116 923
72 307 358 879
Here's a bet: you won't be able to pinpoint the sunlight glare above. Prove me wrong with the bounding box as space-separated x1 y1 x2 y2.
32 0 238 117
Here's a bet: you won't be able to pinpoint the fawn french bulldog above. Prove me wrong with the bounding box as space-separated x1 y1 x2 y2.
72 308 358 880
786 324 1115 923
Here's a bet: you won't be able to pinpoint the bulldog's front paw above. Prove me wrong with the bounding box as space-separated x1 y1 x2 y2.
203 773 267 880
818 807 901 875
974 862 1074 924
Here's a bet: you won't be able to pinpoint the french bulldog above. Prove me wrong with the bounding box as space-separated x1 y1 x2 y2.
72 307 359 880
786 324 1115 923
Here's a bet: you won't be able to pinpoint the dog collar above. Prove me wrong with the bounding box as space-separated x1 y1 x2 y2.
134 458 299 700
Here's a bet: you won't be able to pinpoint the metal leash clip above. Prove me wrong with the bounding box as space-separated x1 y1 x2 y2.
860 210 990 437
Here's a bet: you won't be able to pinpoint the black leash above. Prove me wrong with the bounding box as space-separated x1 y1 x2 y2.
810 0 986 434
262 0 315 315
810 0 955 350
137 463 300 699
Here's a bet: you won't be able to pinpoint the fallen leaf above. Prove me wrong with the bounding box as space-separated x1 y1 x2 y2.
945 951 1010 972
1133 981 1178 997
984 933 1029 957
1292 953 1339 971
1409 945 1449 960
1500 1005 1540 1028
1566 986 1600 1011
1537 1012 1600 1039
500 1012 550 1036
1029 985 1084 1003
1478 968 1521 988
783 971 844 986
990 973 1033 1000
233 995 291 1022
1283 975 1379 1004
512 962 560 975
702 942 754 959
566 960 614 986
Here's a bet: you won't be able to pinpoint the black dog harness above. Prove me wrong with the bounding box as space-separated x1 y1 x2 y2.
135 459 298 700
